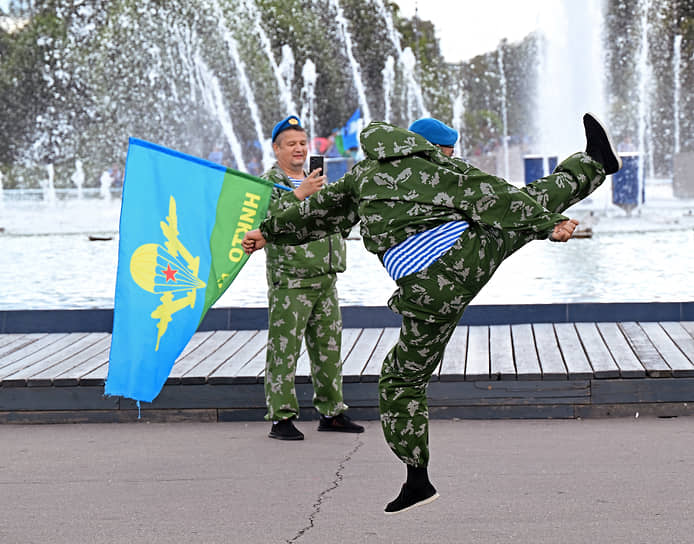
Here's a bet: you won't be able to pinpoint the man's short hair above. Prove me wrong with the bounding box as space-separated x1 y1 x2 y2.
272 115 305 142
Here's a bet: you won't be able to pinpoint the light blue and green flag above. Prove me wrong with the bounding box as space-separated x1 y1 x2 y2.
105 138 274 403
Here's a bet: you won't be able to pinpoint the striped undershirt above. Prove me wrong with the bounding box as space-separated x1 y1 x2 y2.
382 221 469 281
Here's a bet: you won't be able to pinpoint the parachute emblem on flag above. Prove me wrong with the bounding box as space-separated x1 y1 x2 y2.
129 195 206 351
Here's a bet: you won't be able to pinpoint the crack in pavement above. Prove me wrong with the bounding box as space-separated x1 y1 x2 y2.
286 437 364 543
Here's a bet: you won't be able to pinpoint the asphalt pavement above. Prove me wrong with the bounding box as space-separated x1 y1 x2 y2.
1 416 693 543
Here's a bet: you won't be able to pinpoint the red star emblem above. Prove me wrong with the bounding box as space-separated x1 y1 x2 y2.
163 263 178 282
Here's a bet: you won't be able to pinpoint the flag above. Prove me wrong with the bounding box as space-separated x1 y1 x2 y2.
340 108 362 151
105 138 274 403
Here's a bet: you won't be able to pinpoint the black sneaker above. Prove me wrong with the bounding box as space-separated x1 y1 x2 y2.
268 418 304 441
384 483 439 515
583 112 622 175
317 413 365 433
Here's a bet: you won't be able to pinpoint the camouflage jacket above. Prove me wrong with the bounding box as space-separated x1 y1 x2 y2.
259 122 567 258
261 164 347 288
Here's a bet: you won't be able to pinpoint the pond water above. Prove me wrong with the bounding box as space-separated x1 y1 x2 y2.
1 181 693 310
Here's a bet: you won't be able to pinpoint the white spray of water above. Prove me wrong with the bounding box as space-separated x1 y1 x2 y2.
673 34 682 155
279 45 296 112
99 169 112 201
497 46 510 181
71 158 84 200
300 59 317 148
382 56 395 123
372 0 428 120
212 0 272 169
452 89 465 158
536 0 606 160
328 0 372 122
241 0 296 114
636 0 653 203
193 51 247 172
43 164 56 204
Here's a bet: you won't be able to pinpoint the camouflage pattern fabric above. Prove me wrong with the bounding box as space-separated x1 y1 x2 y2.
261 164 347 421
265 274 347 421
259 122 606 461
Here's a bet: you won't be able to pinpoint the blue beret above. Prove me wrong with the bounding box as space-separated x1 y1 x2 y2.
408 118 458 147
272 115 303 142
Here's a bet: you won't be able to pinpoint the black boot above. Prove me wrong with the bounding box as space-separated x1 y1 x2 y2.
384 465 439 515
583 112 622 175
268 418 304 440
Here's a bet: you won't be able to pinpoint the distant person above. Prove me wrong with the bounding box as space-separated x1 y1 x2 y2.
207 145 224 164
260 115 364 441
243 113 622 513
618 135 637 153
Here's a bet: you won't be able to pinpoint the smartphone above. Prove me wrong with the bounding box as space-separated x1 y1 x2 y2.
309 155 324 175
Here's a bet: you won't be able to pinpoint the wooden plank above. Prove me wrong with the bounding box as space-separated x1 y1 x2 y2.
6 333 103 383
29 335 112 386
0 333 74 381
555 324 594 379
440 326 468 381
52 346 111 386
573 322 619 378
184 331 266 383
167 331 238 383
490 325 515 379
511 324 542 380
0 333 52 369
80 361 109 385
660 322 694 364
596 322 646 378
532 323 567 379
167 331 217 376
0 334 45 361
166 331 230 384
342 328 378 382
225 332 269 384
361 327 400 381
466 325 489 380
0 334 24 349
207 330 266 381
680 322 694 339
619 322 671 377
641 322 694 377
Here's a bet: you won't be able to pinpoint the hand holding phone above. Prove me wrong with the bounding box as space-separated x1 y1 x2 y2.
309 155 324 175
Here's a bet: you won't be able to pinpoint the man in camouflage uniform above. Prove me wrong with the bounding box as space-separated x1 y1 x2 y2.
262 115 364 441
245 114 622 511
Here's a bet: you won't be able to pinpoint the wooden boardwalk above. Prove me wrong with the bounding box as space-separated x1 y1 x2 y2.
2 321 694 423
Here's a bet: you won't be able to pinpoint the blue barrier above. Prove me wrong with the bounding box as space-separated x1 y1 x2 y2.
523 155 558 185
325 157 352 183
612 152 640 210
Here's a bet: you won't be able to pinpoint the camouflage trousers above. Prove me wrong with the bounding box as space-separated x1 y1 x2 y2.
265 274 347 421
379 152 606 466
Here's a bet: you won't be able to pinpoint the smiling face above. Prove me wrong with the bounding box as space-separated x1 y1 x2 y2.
273 128 308 177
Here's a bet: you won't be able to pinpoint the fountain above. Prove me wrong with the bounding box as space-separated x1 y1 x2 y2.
42 164 56 204
497 44 510 181
1 0 693 312
382 56 395 123
328 0 372 122
300 59 317 146
535 0 606 161
71 159 85 200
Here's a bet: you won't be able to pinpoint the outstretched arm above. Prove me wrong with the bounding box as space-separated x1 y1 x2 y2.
260 173 359 246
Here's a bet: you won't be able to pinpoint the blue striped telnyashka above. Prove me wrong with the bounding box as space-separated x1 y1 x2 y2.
382 220 469 281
